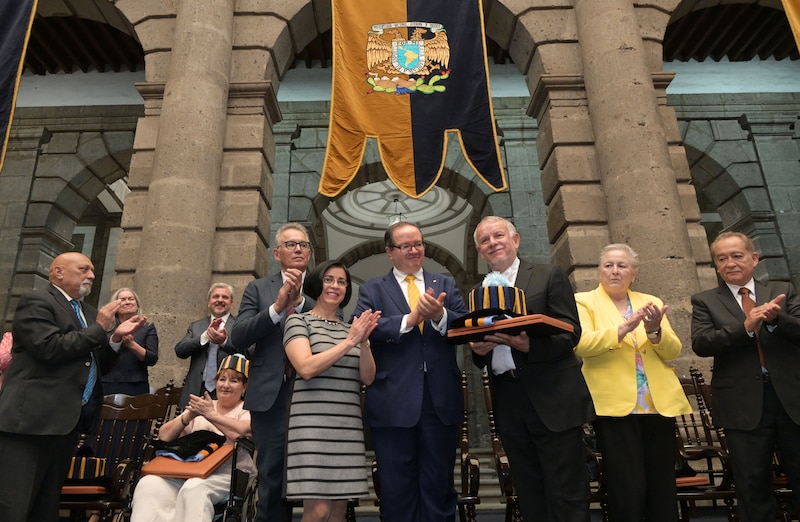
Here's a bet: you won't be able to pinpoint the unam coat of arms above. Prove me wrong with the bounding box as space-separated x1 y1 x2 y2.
365 22 451 95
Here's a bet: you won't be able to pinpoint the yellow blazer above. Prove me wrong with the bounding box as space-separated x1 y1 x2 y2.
574 285 691 418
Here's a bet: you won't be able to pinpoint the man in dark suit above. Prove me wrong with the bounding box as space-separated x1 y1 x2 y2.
175 282 246 408
469 216 594 522
351 221 468 522
691 231 800 521
230 222 313 522
0 252 146 521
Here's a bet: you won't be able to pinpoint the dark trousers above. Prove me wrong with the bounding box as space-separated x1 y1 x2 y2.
250 381 291 522
725 380 800 522
371 380 458 522
594 414 679 522
100 381 150 396
493 376 591 522
0 430 78 522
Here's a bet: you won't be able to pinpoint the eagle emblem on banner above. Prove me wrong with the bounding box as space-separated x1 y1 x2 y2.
366 22 450 95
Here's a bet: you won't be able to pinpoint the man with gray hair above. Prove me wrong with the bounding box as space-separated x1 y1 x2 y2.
231 222 314 522
469 216 594 522
175 282 246 408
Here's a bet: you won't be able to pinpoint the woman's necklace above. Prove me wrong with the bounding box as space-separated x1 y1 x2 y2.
308 310 340 324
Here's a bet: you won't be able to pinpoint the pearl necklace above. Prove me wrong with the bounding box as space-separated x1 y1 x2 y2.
308 311 341 324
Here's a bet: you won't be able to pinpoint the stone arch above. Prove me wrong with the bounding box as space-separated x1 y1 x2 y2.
304 159 500 290
14 128 135 309
681 121 789 281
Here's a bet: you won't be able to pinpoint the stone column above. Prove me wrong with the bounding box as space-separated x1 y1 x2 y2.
572 0 701 349
126 0 234 385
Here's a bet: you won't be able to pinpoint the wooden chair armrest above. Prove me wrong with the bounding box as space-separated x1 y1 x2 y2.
495 452 515 497
680 445 734 490
460 452 480 499
586 450 606 495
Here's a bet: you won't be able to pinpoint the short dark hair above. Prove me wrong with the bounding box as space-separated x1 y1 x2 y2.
304 260 353 308
384 221 422 249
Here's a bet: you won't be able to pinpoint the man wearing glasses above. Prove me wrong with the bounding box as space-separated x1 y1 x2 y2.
231 223 314 522
352 221 468 522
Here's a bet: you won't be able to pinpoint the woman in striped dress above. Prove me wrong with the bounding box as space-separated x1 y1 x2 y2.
283 260 381 522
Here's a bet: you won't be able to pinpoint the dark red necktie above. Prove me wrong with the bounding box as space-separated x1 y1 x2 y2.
739 288 766 368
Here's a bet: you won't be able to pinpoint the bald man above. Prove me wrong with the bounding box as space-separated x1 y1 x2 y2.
0 252 146 521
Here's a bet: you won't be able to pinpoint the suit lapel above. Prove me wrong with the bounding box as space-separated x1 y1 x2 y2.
50 284 83 329
384 271 410 312
514 260 534 290
716 285 745 319
268 273 283 301
754 280 771 306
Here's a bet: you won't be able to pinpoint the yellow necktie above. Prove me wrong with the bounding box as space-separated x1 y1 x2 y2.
405 274 423 332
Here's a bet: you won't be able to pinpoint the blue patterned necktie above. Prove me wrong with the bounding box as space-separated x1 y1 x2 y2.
71 299 96 404
204 342 219 392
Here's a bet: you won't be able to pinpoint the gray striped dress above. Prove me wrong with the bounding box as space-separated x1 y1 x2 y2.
283 313 368 500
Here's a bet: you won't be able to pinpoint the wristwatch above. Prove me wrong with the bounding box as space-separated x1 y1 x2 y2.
647 329 661 339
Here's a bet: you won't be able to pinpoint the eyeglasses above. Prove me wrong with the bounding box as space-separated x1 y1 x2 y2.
281 241 311 251
390 241 425 253
322 275 348 287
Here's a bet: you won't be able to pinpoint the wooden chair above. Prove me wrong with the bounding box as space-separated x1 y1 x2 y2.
153 380 183 433
60 392 168 522
371 371 481 522
582 423 608 521
689 367 797 521
480 371 521 522
674 371 738 521
458 370 480 522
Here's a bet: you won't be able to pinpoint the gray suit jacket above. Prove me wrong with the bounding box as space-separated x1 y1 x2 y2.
174 314 244 408
230 273 313 413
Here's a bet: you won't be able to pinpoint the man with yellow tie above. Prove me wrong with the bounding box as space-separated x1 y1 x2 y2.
351 221 468 522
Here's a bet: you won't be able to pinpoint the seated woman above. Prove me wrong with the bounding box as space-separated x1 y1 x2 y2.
130 354 253 522
103 288 159 395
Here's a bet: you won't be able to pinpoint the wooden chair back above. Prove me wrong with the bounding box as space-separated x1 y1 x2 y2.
689 366 728 451
481 371 521 522
675 378 715 448
61 392 168 520
153 380 183 433
458 371 480 522
94 392 167 468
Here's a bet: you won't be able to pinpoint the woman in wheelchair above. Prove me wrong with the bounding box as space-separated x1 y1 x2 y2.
130 354 254 521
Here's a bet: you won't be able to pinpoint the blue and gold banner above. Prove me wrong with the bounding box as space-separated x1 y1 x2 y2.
783 0 800 51
0 0 37 171
321 0 506 198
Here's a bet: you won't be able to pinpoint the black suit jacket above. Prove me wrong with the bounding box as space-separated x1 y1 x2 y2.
472 260 595 432
0 284 119 436
691 279 800 430
175 314 243 408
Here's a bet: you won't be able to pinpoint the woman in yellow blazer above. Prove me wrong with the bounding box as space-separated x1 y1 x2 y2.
575 243 690 522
